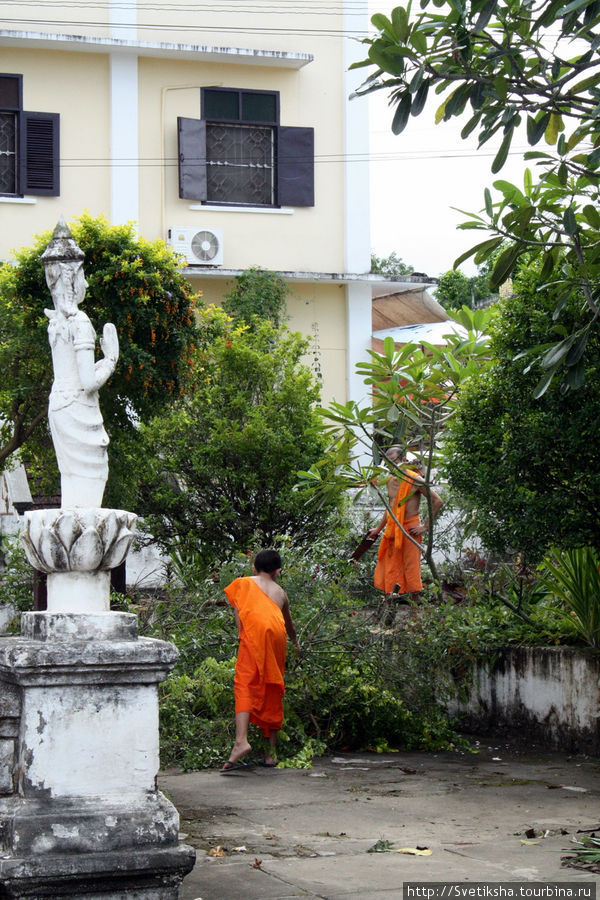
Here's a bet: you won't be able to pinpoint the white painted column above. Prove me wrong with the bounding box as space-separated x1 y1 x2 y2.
343 0 371 275
346 280 373 406
110 1 139 225
109 54 139 226
344 0 372 406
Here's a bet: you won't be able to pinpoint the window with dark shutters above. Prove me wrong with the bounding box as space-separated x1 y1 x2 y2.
177 88 314 208
278 126 314 207
178 117 207 202
21 112 60 195
0 74 60 197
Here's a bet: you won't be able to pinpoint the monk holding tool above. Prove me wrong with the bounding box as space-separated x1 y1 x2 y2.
367 446 443 602
221 549 299 774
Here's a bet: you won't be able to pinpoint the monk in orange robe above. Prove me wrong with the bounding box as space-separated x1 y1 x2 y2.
221 549 299 774
368 446 443 601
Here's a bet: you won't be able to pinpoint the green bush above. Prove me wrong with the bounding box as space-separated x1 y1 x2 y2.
137 313 343 567
222 266 289 329
539 547 600 648
147 536 461 769
150 526 592 770
0 535 34 622
159 660 237 770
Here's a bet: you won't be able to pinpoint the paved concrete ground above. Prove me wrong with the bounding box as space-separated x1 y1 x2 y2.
160 744 600 900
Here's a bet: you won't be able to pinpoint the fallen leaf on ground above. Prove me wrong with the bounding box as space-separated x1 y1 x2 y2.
393 847 432 856
520 839 541 845
252 858 263 868
232 846 247 853
208 846 226 857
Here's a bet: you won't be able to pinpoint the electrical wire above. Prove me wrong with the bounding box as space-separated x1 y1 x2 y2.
1 0 370 9
48 146 532 167
1 18 371 37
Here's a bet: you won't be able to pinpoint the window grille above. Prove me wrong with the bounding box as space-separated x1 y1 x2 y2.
206 123 274 206
0 113 16 194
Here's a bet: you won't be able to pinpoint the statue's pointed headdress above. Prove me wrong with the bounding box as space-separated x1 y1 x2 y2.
41 217 85 264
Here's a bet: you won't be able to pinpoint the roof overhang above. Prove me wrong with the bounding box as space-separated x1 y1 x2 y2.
373 321 467 348
182 268 437 289
0 29 313 68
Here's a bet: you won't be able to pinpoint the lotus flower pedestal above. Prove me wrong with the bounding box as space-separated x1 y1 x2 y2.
0 508 195 898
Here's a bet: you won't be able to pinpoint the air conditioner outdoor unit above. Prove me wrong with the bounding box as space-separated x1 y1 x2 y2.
167 226 224 266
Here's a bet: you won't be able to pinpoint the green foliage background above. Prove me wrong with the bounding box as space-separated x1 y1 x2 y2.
356 0 600 393
143 541 462 770
370 251 414 277
136 307 342 565
443 268 600 561
435 269 493 311
222 266 289 329
132 531 580 770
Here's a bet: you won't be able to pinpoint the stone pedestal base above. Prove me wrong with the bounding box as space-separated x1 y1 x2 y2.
0 613 195 897
0 844 195 899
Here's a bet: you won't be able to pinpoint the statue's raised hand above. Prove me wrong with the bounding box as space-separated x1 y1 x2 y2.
100 322 119 365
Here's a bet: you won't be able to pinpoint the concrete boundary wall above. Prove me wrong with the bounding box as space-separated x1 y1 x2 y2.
449 646 600 754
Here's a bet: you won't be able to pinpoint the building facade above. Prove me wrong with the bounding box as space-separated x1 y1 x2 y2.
0 0 386 406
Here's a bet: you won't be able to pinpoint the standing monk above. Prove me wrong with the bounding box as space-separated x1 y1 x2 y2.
221 549 299 774
367 446 443 602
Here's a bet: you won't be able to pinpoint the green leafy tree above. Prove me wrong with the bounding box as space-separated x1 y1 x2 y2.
443 266 600 562
352 0 600 391
435 270 473 310
0 214 200 507
370 251 414 277
298 307 491 584
222 266 289 329
435 268 493 310
137 307 341 565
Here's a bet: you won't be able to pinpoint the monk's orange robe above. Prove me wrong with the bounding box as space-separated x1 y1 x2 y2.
224 577 288 737
374 470 423 594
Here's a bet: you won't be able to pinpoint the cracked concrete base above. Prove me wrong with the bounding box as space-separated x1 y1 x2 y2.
159 745 600 899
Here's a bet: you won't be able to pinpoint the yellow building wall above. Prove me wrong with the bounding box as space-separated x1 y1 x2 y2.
138 48 345 272
0 46 344 272
188 277 347 406
136 3 339 56
0 3 111 38
0 48 110 256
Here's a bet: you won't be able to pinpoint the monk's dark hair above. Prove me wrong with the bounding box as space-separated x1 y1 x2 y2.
254 549 282 574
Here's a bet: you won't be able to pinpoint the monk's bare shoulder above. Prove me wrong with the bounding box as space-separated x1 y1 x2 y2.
273 584 288 608
252 575 287 609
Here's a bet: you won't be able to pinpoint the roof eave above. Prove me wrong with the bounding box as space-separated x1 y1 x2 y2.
0 29 313 68
181 267 437 288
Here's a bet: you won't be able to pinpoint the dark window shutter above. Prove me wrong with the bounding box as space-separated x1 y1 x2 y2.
277 126 314 207
177 117 207 201
20 111 60 196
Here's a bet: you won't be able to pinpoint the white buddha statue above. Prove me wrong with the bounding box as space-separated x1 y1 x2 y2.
41 218 119 508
